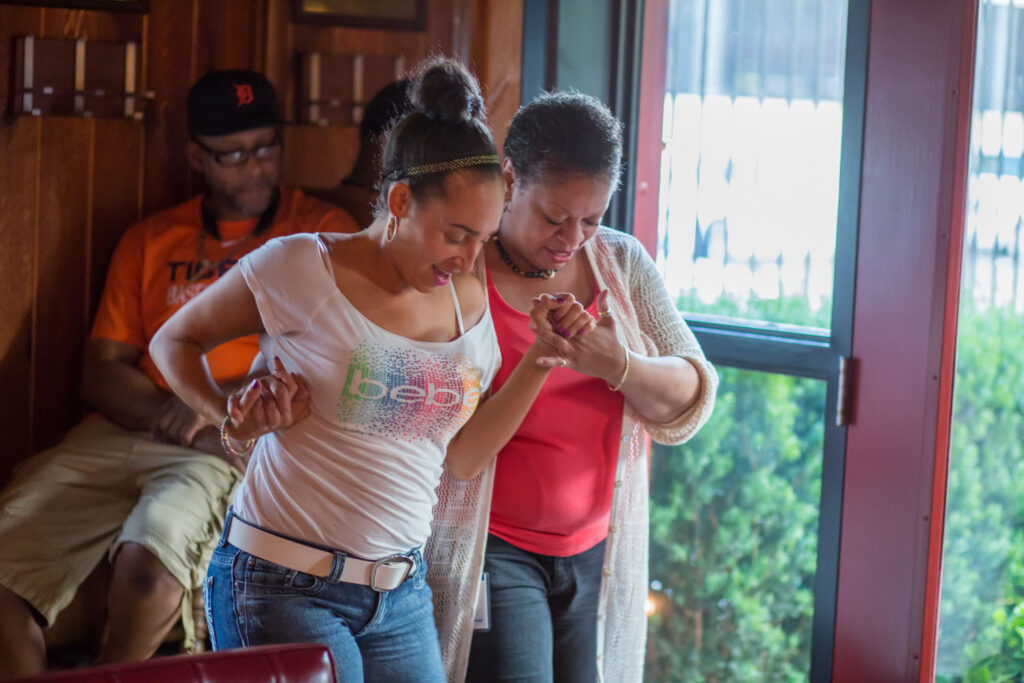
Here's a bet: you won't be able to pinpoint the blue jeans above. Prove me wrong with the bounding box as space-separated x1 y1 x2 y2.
466 534 606 683
204 514 445 683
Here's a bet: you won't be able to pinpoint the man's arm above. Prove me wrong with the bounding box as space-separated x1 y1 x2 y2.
81 338 210 450
82 338 173 432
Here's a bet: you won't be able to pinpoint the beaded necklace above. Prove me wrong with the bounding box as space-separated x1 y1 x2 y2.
493 237 555 279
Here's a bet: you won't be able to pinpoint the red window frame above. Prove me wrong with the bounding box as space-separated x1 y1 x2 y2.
632 1 977 679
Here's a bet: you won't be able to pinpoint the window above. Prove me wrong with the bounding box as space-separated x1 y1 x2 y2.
639 1 867 679
649 367 826 681
657 0 849 329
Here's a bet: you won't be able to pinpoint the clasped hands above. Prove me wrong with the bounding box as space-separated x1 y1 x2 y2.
218 356 310 466
527 289 627 384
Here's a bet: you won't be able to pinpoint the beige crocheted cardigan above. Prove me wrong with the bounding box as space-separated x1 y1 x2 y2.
426 227 718 682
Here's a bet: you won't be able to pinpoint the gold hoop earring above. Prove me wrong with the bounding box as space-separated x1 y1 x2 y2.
385 215 398 243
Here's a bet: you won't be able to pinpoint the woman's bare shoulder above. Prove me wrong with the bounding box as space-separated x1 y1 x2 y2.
318 230 364 249
452 270 488 329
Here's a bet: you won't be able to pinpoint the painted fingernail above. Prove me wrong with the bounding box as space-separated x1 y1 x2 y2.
250 379 260 390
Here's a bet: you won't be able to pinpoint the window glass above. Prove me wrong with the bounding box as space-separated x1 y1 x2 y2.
658 0 849 330
937 2 1024 680
648 367 826 681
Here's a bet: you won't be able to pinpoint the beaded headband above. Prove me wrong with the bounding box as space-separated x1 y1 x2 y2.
385 154 500 182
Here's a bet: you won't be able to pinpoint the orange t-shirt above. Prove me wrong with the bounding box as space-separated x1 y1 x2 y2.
90 187 359 391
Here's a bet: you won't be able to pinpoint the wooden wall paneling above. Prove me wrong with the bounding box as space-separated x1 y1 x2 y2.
266 0 456 192
427 0 456 57
31 117 92 454
292 25 428 59
262 0 295 113
142 0 198 215
281 124 359 189
288 25 427 122
38 6 141 41
88 119 144 324
0 9 42 484
450 0 472 63
469 0 523 152
26 8 146 457
0 7 43 109
194 0 265 74
1 6 142 112
0 119 40 487
249 0 270 72
266 0 454 109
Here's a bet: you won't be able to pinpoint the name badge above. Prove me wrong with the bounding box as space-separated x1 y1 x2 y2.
473 572 490 631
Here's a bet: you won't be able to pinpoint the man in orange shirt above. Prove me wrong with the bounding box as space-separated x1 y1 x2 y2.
0 70 357 677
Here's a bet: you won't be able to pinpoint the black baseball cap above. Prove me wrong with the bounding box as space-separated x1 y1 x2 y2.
187 69 280 137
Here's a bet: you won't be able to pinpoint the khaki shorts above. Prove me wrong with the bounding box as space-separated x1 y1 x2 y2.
0 417 240 651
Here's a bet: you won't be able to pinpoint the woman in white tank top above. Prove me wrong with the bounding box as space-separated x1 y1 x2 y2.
150 58 595 683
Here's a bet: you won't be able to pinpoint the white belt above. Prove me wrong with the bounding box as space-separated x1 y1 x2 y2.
226 516 414 592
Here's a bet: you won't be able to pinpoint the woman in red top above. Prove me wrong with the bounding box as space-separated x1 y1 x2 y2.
465 91 718 682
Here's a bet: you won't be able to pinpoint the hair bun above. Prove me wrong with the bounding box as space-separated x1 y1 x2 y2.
409 57 485 123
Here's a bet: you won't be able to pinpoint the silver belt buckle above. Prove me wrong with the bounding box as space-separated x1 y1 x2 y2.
369 554 415 592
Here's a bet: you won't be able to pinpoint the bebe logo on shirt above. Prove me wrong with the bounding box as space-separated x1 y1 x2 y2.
336 341 481 443
344 367 481 408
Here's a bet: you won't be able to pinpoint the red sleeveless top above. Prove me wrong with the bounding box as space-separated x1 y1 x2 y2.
486 272 624 557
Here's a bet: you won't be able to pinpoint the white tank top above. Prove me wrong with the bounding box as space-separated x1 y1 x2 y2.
233 233 501 558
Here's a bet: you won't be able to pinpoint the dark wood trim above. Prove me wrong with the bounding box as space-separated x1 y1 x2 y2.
290 0 427 31
0 0 149 11
606 0 641 233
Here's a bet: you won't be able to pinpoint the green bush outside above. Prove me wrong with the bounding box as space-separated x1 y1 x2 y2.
645 293 827 681
935 301 1024 683
646 294 1024 681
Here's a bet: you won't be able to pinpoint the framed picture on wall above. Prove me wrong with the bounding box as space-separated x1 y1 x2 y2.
0 0 148 11
292 0 427 31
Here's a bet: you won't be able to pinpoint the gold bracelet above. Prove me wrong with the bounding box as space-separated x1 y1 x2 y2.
219 415 255 457
607 347 631 392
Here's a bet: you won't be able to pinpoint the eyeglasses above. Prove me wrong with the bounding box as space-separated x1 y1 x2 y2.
194 137 282 168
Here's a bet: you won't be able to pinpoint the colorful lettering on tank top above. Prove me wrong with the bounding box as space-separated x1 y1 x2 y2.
336 340 481 442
